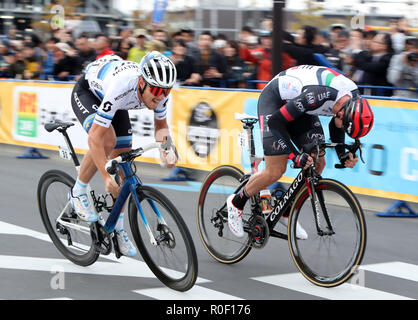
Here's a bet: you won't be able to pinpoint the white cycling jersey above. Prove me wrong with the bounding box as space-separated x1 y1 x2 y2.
275 65 358 116
84 54 168 128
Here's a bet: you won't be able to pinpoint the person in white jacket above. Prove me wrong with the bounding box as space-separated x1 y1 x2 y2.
387 37 418 99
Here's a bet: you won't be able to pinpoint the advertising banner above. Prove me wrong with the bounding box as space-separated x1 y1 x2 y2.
1 80 417 202
0 80 170 162
171 88 418 203
152 0 168 25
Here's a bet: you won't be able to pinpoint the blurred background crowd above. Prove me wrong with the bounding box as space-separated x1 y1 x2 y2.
0 17 417 98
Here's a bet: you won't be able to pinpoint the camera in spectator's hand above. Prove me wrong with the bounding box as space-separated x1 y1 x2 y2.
407 52 418 64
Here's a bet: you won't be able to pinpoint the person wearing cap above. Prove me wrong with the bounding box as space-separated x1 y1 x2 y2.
127 29 147 63
329 24 347 48
52 42 81 81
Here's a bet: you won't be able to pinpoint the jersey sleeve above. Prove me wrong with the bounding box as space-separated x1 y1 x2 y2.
93 84 121 128
153 97 169 120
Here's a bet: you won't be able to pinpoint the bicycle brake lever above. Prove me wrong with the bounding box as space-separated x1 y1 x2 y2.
359 144 365 163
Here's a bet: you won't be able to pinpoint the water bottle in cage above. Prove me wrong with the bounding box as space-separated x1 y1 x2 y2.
260 189 272 215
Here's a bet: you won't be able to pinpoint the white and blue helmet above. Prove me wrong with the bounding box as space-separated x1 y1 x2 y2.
139 51 177 89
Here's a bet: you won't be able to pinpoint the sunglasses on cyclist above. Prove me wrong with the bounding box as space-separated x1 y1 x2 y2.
147 83 171 97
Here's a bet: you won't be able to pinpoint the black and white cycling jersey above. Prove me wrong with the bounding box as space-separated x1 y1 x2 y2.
259 65 359 156
84 55 168 129
274 65 358 117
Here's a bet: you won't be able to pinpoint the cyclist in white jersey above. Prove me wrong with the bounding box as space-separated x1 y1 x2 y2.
70 52 178 256
227 65 374 238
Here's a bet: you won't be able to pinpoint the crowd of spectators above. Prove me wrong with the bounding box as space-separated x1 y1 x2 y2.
0 18 417 98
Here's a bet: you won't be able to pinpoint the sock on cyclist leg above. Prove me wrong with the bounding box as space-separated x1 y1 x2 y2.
72 178 88 197
232 186 250 210
115 213 124 232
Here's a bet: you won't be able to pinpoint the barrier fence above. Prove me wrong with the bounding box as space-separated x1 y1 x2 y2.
0 79 417 212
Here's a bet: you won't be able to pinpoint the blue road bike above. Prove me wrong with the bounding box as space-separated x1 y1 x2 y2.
37 121 198 291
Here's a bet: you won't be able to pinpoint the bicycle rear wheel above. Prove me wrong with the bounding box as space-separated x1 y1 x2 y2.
128 185 198 292
197 165 252 264
288 179 367 287
37 170 99 266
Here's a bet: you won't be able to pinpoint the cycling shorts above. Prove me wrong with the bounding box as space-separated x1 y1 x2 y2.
71 75 132 149
257 77 325 156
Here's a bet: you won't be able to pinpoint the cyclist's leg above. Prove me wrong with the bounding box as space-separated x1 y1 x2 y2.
71 76 117 187
107 110 136 256
69 77 104 221
227 79 290 236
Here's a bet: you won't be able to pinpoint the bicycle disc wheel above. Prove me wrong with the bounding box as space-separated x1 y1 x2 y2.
197 165 252 264
288 179 367 287
128 185 198 292
37 170 99 266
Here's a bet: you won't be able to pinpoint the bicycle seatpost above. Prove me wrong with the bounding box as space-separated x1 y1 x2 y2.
59 128 80 168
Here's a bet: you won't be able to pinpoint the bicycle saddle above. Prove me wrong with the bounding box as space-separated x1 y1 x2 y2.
234 113 258 123
44 121 74 132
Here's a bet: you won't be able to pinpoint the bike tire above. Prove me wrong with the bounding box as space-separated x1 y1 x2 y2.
128 185 198 292
288 178 367 287
197 165 252 264
37 170 99 267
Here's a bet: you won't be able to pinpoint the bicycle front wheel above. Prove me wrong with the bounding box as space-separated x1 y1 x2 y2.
128 186 198 292
37 170 99 266
197 165 252 264
288 179 367 287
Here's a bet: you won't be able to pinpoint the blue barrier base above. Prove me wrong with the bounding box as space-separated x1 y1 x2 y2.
161 167 195 181
376 200 418 218
17 147 49 159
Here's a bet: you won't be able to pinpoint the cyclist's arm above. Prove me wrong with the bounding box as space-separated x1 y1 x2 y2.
153 97 169 141
154 117 170 142
329 117 346 157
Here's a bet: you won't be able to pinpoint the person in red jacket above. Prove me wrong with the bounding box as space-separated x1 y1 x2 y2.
242 31 295 89
95 34 115 59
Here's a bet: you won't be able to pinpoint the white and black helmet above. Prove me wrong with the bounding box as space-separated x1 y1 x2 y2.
139 51 177 89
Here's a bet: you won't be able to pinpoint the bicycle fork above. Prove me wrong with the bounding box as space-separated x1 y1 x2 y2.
306 177 335 236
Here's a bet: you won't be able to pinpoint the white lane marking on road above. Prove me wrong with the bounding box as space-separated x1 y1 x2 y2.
360 262 418 282
0 221 209 284
0 255 156 278
252 272 413 300
0 221 52 243
133 285 243 300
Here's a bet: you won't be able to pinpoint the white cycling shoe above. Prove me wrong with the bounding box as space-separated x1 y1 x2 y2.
279 216 308 240
227 194 244 238
68 192 98 223
116 230 137 257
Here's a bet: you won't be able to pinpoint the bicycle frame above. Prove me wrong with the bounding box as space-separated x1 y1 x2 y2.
236 114 337 238
103 161 165 246
55 123 164 247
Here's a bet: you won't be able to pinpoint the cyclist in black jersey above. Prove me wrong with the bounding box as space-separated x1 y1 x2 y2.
227 65 374 238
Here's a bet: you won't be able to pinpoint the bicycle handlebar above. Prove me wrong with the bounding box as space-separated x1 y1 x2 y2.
291 139 364 170
105 142 161 175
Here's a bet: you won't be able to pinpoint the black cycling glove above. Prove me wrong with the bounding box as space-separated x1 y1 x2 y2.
290 153 310 168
